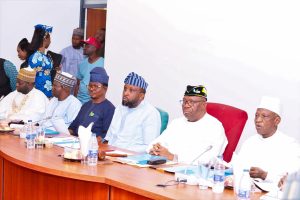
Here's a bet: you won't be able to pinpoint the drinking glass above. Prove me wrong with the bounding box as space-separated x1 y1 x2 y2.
197 160 210 190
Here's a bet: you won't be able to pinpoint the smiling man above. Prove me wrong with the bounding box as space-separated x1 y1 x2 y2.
237 96 300 188
147 85 227 164
69 67 115 141
104 72 161 152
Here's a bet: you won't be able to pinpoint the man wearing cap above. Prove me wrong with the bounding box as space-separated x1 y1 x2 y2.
69 67 115 140
74 37 104 104
0 67 49 122
236 96 300 187
104 72 161 152
60 28 85 77
43 72 82 131
147 85 227 164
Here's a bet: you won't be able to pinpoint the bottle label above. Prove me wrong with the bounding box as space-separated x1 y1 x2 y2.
89 149 98 157
238 190 250 198
213 174 224 182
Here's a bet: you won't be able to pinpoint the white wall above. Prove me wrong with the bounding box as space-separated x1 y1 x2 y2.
0 0 80 69
105 0 300 149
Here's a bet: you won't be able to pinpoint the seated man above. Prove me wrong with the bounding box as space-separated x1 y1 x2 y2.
69 67 115 141
104 72 161 152
147 85 228 164
0 67 49 122
43 72 82 131
236 96 300 187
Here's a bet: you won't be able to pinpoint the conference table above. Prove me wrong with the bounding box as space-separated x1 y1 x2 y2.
0 133 263 200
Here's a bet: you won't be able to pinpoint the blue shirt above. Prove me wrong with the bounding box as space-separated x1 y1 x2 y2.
28 51 53 98
76 57 104 103
69 99 115 139
3 60 18 91
60 45 84 77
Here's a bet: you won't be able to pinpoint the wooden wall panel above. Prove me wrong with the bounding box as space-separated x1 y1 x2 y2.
86 8 107 38
3 160 109 200
110 187 152 200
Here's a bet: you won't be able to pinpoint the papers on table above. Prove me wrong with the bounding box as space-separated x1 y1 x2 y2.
45 136 80 148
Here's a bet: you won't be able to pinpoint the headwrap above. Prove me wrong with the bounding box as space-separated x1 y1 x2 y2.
258 96 281 116
82 37 100 49
34 24 53 33
124 72 148 90
73 28 84 37
54 72 76 88
90 67 109 85
184 85 207 100
17 67 36 83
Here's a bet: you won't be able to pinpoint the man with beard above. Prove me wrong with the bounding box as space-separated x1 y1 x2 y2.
60 28 84 77
74 37 104 104
104 72 161 152
235 96 300 189
69 67 114 141
0 67 49 122
147 85 227 164
43 72 81 131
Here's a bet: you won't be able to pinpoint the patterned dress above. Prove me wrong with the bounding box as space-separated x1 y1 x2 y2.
28 51 53 97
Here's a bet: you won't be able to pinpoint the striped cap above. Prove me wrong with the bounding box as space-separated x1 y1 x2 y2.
17 67 36 83
54 72 76 88
124 72 148 90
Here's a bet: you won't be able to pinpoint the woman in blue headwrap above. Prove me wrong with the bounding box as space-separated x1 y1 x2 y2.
28 24 53 98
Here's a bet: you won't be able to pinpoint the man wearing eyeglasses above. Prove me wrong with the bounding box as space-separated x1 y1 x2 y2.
147 85 228 164
69 67 115 141
103 72 161 152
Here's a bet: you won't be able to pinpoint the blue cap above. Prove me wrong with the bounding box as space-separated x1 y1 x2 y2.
90 67 109 85
124 72 148 90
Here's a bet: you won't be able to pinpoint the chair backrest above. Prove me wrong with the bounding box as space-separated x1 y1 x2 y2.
156 107 169 134
206 102 248 162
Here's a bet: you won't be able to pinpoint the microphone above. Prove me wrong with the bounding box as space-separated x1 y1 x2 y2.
175 145 213 185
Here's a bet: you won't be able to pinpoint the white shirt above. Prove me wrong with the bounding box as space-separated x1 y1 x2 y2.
105 100 161 152
0 88 49 122
147 113 228 164
43 95 82 129
237 131 300 184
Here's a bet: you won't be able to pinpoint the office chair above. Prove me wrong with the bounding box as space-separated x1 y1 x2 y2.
156 107 169 134
206 102 248 162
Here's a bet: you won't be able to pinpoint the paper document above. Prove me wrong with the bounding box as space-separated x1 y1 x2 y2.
45 137 80 148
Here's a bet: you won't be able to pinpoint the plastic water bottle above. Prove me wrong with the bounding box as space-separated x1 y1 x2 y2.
26 120 36 149
212 155 225 193
87 134 99 166
238 169 251 200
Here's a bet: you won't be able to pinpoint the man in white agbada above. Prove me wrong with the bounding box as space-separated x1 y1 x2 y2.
147 85 228 164
0 67 49 122
43 72 81 131
236 96 300 188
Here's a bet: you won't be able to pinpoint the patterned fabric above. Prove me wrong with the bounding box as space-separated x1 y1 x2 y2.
17 67 36 83
184 85 207 99
3 60 18 91
28 51 53 98
124 72 148 90
54 72 76 88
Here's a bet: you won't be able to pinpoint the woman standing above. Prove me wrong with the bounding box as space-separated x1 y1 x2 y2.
28 24 53 98
17 38 31 69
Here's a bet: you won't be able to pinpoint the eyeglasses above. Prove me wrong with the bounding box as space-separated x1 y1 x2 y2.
179 99 206 106
87 84 102 90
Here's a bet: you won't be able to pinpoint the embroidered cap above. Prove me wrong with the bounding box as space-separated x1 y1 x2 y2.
17 67 36 83
73 28 84 37
258 96 281 116
184 85 207 100
34 24 53 33
90 67 109 85
82 37 100 49
54 72 76 88
124 72 148 91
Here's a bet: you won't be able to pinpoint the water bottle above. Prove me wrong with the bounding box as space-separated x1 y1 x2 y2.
212 155 225 193
26 120 36 149
238 169 251 200
87 134 99 166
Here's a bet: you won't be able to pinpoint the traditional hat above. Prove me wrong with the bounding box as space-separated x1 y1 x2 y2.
82 37 100 49
17 67 36 83
184 85 207 100
34 24 53 33
258 96 281 116
73 28 84 37
124 72 148 90
90 67 109 85
54 72 76 88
